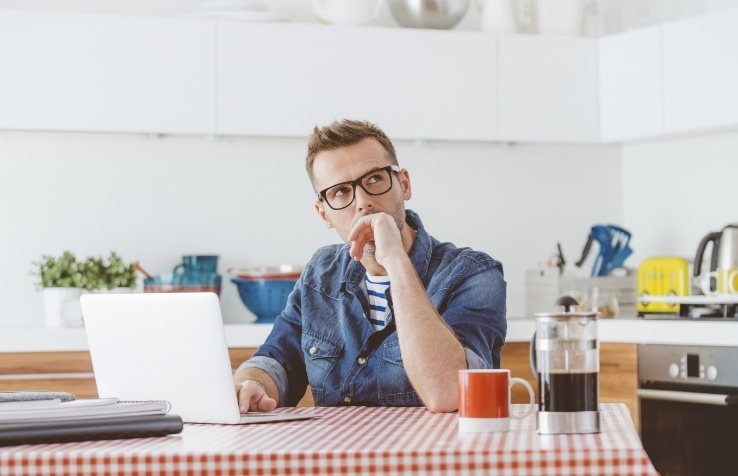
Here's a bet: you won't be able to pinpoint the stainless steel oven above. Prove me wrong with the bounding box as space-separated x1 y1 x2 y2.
638 344 738 476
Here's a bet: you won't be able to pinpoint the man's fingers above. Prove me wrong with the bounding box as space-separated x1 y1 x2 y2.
348 217 375 241
249 389 277 413
349 221 375 260
350 240 364 260
236 380 276 413
257 394 277 412
236 383 256 412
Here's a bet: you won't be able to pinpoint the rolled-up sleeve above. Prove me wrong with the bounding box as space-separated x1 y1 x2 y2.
237 278 308 407
440 259 507 369
463 347 489 369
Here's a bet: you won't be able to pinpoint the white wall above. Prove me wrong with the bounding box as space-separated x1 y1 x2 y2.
0 131 621 327
622 129 738 265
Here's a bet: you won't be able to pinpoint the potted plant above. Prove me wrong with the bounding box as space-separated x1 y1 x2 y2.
33 251 138 328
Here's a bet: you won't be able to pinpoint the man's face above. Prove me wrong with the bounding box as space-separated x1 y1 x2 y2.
312 137 412 246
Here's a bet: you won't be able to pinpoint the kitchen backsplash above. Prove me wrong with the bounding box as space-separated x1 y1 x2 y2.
8 126 737 328
623 128 738 263
0 131 621 327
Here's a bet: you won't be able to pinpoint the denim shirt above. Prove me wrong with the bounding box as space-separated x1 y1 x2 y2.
239 210 507 407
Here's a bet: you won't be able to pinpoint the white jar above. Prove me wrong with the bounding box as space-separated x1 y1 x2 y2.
313 0 383 25
477 0 517 33
537 0 583 36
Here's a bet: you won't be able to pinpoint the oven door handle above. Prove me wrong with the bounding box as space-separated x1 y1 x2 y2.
637 388 738 406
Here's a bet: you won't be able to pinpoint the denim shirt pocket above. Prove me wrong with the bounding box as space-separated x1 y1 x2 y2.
302 333 342 406
378 336 423 407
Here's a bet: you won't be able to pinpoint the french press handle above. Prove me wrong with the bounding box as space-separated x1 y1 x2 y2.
529 296 579 379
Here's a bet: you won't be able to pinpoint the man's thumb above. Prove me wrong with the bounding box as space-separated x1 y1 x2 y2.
258 394 277 412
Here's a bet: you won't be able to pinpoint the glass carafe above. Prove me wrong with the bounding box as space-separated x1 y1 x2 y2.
530 296 600 434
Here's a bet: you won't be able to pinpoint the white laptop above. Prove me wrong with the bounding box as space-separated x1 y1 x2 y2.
81 292 314 425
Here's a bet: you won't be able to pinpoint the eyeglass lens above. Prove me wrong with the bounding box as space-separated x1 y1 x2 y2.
324 168 394 210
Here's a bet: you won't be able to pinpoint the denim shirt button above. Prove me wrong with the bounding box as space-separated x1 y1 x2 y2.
343 397 351 403
357 357 367 366
309 346 317 355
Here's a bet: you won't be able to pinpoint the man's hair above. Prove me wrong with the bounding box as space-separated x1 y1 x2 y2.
306 119 398 187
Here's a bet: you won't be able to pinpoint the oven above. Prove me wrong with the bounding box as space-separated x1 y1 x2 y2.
638 344 738 476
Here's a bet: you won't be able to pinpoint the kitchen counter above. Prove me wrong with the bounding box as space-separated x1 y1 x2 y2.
2 318 738 353
0 324 273 353
505 317 738 346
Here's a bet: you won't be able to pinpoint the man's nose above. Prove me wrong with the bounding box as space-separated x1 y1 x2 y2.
353 185 375 212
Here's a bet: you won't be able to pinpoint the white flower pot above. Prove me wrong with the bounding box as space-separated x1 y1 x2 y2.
42 287 134 328
42 288 84 328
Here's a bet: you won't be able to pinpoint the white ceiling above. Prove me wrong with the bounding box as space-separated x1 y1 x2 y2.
0 0 737 35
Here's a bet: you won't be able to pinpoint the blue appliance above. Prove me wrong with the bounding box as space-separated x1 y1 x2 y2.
575 225 633 277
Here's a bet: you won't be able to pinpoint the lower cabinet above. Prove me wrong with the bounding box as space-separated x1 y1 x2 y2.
0 344 637 427
0 348 314 407
0 351 98 397
501 342 639 431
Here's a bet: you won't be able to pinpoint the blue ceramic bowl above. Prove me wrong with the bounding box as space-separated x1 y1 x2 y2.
231 277 297 323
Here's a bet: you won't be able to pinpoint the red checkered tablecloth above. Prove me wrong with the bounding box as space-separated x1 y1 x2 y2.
0 403 656 475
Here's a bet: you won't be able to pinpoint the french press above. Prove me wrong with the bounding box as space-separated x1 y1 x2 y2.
530 296 600 434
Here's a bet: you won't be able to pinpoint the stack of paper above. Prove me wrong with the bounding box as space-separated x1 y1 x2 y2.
0 398 183 446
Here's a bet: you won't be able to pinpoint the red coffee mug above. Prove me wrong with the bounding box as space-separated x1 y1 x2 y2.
458 369 535 433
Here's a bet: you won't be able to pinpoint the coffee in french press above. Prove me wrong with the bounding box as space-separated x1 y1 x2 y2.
530 296 600 434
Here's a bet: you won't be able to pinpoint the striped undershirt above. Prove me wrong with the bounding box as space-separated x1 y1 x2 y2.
364 274 390 331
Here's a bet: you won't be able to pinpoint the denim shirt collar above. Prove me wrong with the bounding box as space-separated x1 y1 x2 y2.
341 209 431 296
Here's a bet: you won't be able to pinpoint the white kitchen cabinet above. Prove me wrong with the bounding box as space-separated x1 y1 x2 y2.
0 11 216 134
218 23 498 141
498 34 599 143
662 8 738 134
599 26 663 142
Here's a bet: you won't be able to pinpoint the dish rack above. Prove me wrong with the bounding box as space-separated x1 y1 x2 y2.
525 268 637 317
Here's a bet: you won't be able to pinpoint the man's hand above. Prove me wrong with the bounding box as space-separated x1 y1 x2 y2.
235 379 277 413
348 212 405 265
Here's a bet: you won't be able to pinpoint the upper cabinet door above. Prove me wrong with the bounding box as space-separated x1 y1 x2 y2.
662 9 738 134
599 26 663 142
218 23 498 141
498 35 598 143
0 12 216 134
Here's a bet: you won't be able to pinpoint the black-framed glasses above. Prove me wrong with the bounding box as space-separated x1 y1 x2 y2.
317 165 401 211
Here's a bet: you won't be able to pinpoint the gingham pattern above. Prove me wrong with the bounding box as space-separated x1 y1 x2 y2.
0 403 656 475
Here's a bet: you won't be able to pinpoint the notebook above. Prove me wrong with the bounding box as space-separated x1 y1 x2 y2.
0 398 169 423
81 292 317 425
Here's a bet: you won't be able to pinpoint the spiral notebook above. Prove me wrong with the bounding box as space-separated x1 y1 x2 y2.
0 397 183 446
0 398 170 424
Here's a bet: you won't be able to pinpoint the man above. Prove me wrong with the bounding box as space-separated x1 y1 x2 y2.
234 120 506 413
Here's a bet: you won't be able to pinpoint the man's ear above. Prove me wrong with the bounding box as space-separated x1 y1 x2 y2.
399 169 412 200
314 200 334 228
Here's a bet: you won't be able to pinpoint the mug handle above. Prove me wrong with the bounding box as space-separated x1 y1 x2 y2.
509 377 535 419
730 270 738 294
173 263 184 274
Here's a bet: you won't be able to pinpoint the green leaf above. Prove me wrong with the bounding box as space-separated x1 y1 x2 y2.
32 250 138 290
